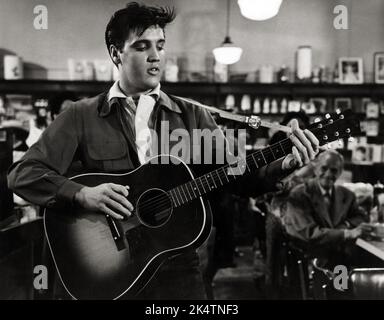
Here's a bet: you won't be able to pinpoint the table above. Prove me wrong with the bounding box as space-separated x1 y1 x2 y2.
356 238 384 261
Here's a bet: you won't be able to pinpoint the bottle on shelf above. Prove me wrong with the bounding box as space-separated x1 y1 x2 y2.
253 98 261 114
312 67 320 83
333 63 340 83
0 96 5 124
280 98 288 114
271 99 278 114
262 98 270 114
240 94 251 112
319 65 328 83
225 94 236 110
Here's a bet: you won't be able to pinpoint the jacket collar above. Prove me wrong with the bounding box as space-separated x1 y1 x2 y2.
108 80 161 101
98 88 181 117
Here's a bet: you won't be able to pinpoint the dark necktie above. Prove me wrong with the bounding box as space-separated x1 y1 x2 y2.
324 191 333 214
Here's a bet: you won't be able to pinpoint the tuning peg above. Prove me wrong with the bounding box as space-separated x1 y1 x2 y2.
317 123 323 129
339 114 344 120
334 132 339 137
323 135 328 141
336 108 341 114
325 114 331 119
328 119 334 124
345 128 351 134
314 118 321 123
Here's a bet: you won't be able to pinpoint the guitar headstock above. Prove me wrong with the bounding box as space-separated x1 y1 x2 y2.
308 109 361 146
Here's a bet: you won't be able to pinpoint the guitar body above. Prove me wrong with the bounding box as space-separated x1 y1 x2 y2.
44 155 211 300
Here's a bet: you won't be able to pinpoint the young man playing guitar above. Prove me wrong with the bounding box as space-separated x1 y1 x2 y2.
7 2 319 299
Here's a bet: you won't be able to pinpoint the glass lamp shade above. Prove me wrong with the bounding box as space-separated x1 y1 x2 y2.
238 0 283 21
213 37 243 65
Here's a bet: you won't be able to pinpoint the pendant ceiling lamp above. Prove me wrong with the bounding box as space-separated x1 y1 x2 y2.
213 0 242 65
238 0 283 21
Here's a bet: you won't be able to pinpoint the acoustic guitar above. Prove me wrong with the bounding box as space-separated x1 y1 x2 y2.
44 110 361 299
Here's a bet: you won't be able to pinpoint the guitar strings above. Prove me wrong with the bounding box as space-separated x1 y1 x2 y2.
137 138 294 211
139 141 292 212
135 138 295 214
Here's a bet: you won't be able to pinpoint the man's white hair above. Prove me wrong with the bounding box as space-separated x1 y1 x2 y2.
316 149 344 168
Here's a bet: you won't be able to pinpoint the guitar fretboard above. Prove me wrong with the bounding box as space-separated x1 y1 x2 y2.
168 137 293 207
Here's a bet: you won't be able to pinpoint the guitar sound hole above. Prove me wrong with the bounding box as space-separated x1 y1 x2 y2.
136 188 173 228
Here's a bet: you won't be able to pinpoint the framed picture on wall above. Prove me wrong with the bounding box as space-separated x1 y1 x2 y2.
334 97 352 111
309 98 327 113
338 57 364 84
374 52 384 83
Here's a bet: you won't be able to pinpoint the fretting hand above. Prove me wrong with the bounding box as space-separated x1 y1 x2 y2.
282 119 319 170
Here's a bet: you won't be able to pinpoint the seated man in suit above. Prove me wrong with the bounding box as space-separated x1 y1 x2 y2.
283 150 370 267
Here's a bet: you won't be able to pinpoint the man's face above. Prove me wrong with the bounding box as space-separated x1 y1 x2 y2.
118 26 166 95
315 154 343 190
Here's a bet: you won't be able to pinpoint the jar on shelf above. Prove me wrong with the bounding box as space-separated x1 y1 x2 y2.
164 56 179 82
296 46 312 81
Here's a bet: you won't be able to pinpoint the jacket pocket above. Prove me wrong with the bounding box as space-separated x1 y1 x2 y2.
87 141 128 171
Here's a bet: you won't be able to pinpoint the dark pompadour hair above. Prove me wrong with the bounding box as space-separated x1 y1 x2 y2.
105 2 176 52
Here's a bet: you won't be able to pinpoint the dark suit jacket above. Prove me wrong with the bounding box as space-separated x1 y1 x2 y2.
283 178 366 250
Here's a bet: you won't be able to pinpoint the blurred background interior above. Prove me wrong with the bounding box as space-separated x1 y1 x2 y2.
2 0 384 300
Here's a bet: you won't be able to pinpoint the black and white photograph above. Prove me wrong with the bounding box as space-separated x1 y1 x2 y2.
1 0 384 308
338 57 364 84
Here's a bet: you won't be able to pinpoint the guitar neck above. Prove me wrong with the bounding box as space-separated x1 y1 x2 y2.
168 137 293 207
167 109 361 207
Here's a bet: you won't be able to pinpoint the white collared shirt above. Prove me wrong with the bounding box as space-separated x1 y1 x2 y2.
108 81 161 164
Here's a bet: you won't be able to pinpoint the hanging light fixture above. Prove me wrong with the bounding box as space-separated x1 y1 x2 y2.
213 0 242 65
238 0 283 21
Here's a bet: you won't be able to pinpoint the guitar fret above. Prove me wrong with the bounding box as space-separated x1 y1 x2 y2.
207 173 217 189
271 145 280 158
204 175 211 191
222 167 229 182
176 187 185 204
171 189 180 207
180 185 187 201
278 141 287 156
188 182 197 198
193 180 202 196
260 151 267 164
250 154 258 168
199 177 207 194
264 148 276 163
184 184 193 200
216 170 223 185
180 185 188 201
254 152 266 167
245 160 250 172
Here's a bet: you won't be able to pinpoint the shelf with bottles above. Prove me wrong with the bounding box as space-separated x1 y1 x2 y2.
219 93 384 118
1 79 384 97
